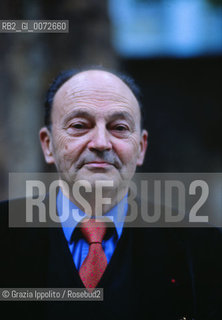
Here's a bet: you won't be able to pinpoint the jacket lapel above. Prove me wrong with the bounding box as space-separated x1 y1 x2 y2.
46 226 83 288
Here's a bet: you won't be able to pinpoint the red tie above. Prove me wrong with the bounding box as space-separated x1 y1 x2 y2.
79 219 107 291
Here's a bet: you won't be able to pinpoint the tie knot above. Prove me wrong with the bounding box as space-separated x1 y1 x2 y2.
80 219 106 244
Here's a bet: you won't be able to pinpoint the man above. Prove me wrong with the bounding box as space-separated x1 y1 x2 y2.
0 67 222 320
39 67 148 217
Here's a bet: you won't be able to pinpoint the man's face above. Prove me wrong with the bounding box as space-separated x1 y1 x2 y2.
40 70 148 190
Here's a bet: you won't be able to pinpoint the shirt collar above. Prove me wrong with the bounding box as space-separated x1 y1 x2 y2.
57 188 128 243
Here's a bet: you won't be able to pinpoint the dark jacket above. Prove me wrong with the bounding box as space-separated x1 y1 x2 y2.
0 198 222 320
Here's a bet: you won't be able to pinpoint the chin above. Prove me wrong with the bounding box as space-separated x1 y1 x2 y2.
77 173 121 189
83 173 117 183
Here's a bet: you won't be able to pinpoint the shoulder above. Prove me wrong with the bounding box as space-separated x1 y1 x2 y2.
184 227 222 268
0 199 8 216
182 227 222 255
0 198 27 230
0 198 50 249
135 226 222 262
161 227 222 256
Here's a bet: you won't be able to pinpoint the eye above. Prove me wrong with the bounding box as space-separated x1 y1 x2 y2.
66 121 90 136
71 123 85 129
109 123 131 138
113 125 129 131
68 120 91 130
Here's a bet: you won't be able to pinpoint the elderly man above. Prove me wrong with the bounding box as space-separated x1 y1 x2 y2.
40 68 148 217
1 67 222 320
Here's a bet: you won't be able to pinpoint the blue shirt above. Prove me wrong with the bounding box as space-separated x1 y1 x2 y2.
57 189 128 270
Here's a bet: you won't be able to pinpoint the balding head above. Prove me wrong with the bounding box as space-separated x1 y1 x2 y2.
44 67 144 130
51 69 142 134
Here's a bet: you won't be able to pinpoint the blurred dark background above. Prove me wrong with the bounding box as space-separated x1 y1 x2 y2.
0 0 221 200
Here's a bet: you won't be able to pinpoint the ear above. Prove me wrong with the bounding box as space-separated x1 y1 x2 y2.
39 127 55 164
136 129 148 166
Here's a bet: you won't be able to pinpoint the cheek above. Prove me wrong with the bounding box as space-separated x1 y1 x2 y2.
53 134 84 163
114 138 140 163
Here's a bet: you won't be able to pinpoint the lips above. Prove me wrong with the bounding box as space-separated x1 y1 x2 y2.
76 153 121 169
84 161 114 168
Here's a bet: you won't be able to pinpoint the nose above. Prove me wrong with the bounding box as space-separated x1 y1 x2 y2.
87 125 112 152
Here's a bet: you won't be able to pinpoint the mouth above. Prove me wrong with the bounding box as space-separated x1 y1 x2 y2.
84 162 114 168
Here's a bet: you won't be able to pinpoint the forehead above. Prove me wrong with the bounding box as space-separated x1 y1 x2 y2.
52 70 140 118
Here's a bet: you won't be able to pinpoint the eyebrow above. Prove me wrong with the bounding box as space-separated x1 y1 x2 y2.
62 109 136 127
107 111 135 127
63 109 94 125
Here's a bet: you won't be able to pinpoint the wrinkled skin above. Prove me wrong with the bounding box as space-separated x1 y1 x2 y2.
40 70 148 212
